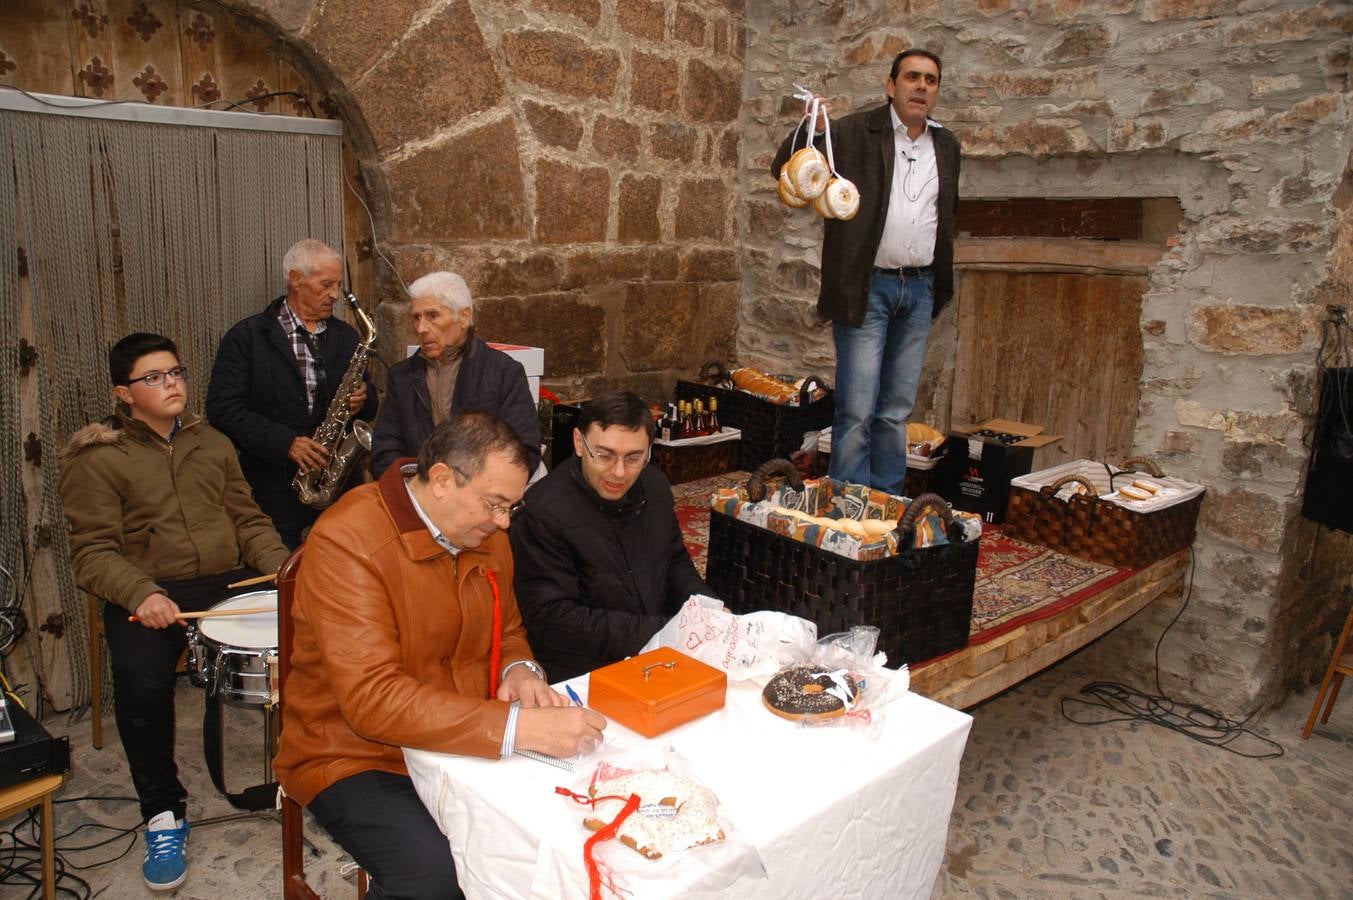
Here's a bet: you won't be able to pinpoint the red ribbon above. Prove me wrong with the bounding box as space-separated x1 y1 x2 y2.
486 569 503 698
555 787 642 900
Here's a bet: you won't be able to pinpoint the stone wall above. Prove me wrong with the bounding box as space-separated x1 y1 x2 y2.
244 0 747 400
739 0 1353 712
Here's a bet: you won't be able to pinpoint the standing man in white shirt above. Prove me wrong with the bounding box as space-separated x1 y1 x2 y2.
772 49 961 495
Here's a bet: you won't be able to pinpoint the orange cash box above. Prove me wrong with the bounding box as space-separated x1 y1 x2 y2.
587 647 727 738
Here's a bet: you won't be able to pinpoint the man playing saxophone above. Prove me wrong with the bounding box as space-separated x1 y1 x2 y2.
207 239 379 548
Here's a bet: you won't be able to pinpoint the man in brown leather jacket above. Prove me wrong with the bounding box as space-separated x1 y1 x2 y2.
275 411 605 898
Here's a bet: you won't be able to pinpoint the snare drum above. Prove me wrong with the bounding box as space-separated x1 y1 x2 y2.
187 590 279 708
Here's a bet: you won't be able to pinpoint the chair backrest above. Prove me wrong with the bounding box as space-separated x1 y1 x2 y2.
276 547 305 695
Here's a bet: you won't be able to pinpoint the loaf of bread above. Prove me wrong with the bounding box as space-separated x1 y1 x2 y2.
731 368 799 404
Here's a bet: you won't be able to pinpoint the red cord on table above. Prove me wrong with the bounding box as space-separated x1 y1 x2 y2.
556 787 642 900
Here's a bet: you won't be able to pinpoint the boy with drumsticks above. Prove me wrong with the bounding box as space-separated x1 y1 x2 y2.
59 332 288 891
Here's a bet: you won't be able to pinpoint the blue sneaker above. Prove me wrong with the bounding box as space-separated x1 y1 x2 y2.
142 810 189 891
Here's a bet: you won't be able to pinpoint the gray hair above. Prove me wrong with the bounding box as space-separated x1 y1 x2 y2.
407 271 473 315
282 239 341 287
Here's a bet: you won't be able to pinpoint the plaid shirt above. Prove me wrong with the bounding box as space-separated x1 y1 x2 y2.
276 301 328 413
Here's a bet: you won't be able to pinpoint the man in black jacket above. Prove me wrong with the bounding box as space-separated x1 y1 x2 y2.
206 239 378 548
772 49 961 496
510 391 711 682
369 270 539 479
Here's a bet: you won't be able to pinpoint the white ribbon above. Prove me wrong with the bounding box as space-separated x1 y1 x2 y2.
810 668 857 709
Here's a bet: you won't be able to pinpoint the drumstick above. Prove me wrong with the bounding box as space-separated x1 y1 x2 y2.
225 572 277 589
128 606 274 623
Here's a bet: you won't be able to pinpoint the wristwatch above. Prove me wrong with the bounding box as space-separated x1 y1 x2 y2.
501 659 547 682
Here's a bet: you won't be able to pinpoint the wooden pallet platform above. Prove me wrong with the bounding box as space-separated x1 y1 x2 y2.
910 549 1189 710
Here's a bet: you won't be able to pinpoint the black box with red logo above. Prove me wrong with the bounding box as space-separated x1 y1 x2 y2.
938 419 1062 524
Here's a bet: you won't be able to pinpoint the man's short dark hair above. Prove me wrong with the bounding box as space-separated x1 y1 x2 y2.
109 333 178 386
416 410 532 482
889 48 943 83
576 390 656 441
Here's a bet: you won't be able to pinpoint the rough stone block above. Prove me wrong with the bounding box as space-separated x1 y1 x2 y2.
1221 438 1303 480
352 1 504 153
1201 488 1288 554
1109 117 1168 151
466 251 563 297
1263 94 1342 138
623 282 701 370
674 7 705 46
649 122 698 161
388 118 527 242
720 129 740 168
680 248 739 282
592 115 641 161
1029 0 1134 25
684 59 740 123
536 160 610 244
699 282 740 362
562 247 680 290
531 0 601 26
503 29 620 99
302 0 424 82
966 66 1102 100
1141 0 1240 22
1038 24 1111 63
1191 218 1326 254
1160 430 1199 455
617 175 662 244
1186 304 1316 355
1141 81 1224 113
617 0 665 42
476 293 605 375
747 199 789 236
522 100 582 149
1251 74 1301 98
1223 8 1350 47
845 31 913 66
952 119 1101 158
631 50 680 112
675 177 729 240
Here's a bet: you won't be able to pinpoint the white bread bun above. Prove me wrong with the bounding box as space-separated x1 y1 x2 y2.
786 147 829 200
814 176 860 221
778 169 809 208
1131 480 1160 495
1118 485 1151 501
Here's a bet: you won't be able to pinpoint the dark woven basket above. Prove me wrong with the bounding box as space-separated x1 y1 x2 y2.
651 436 740 484
1005 458 1203 569
676 367 833 471
705 467 977 666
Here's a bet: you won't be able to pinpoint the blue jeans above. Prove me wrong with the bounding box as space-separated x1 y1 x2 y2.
828 269 934 495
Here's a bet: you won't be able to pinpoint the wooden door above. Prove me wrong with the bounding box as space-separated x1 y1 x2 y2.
951 270 1145 467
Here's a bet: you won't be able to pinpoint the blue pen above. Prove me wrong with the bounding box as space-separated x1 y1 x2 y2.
565 685 584 707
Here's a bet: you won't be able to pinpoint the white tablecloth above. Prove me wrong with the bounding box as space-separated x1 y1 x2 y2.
405 680 971 900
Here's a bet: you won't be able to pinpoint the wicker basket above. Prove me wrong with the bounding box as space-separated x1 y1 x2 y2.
1005 457 1204 569
705 464 978 666
651 428 741 484
677 363 833 471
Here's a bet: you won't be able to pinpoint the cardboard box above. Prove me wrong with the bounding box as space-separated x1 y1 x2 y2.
939 418 1062 523
587 647 727 738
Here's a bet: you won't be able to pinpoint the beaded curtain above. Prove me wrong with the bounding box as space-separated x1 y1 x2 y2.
0 104 343 713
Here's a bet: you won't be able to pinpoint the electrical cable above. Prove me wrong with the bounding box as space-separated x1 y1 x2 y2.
1060 548 1286 760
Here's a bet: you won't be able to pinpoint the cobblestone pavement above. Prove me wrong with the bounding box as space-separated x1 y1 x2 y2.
8 653 1351 898
934 652 1353 900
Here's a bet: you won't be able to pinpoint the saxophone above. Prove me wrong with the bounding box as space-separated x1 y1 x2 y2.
293 289 377 509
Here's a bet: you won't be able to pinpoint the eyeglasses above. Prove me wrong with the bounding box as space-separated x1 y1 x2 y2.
580 431 650 470
126 366 189 388
450 466 525 521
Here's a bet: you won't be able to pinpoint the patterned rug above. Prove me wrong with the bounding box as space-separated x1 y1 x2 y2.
670 471 1136 644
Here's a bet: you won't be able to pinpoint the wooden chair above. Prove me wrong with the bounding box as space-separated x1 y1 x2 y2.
1302 603 1353 739
276 547 368 900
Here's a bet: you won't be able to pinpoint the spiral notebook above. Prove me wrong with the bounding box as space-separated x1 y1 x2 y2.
514 748 577 772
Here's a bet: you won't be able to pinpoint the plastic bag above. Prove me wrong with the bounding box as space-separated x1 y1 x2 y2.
640 595 818 681
756 625 910 738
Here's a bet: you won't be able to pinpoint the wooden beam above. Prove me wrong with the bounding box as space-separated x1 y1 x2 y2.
954 237 1167 275
910 550 1189 710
